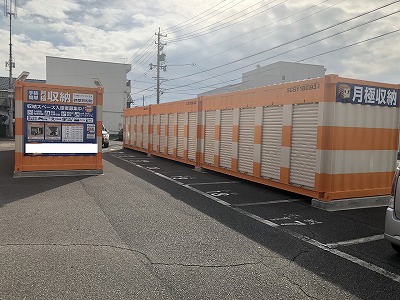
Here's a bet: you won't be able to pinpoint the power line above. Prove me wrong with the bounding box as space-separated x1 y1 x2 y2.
165 0 243 34
168 0 334 63
164 1 399 84
143 24 398 99
167 0 286 43
161 13 399 94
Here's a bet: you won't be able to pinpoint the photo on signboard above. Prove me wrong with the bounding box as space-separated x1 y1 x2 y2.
28 122 44 140
45 123 61 141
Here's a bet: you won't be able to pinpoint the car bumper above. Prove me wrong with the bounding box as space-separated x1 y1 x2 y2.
384 207 400 246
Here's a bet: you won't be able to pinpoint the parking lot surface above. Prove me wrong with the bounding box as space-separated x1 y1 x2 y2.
105 145 400 298
1 139 400 299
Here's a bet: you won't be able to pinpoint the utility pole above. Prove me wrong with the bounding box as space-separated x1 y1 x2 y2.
150 28 167 104
142 95 145 106
4 0 17 138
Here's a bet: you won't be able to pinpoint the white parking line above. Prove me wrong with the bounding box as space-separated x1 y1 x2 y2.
117 156 400 283
187 181 242 186
325 235 385 249
233 199 306 207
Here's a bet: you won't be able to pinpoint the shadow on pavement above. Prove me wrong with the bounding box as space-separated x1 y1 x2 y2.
0 149 88 207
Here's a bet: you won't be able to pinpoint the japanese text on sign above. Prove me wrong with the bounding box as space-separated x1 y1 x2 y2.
336 83 398 107
28 90 94 104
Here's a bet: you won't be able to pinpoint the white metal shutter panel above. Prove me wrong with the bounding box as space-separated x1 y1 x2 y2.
168 114 176 156
204 111 216 165
137 115 143 148
238 108 255 174
152 115 160 152
132 116 136 144
160 114 167 153
143 115 149 150
124 117 130 142
177 113 185 158
290 103 319 189
188 112 197 161
219 109 233 169
261 106 283 180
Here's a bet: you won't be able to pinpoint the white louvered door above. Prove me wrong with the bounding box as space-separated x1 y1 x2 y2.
290 103 319 189
188 112 197 161
204 111 216 165
219 109 233 169
238 108 255 174
177 113 185 158
261 106 283 180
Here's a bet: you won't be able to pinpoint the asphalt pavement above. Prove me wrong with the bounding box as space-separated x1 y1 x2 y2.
1 139 400 299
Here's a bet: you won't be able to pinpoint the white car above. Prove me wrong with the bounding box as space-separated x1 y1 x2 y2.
102 124 109 148
385 165 400 254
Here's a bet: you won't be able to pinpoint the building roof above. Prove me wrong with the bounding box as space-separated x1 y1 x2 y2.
0 76 46 90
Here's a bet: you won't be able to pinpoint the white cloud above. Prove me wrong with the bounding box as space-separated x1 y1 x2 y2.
0 0 398 103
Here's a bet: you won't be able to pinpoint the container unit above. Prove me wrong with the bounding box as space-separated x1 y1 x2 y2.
14 81 103 177
123 75 400 202
123 106 150 153
124 99 199 165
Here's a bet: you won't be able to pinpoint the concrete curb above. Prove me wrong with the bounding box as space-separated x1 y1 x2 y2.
13 169 103 178
312 195 391 211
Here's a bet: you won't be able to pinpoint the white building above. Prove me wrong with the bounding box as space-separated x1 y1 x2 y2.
199 61 326 96
46 56 131 134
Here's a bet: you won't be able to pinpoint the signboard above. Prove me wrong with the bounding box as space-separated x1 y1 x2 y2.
24 88 97 155
336 82 398 107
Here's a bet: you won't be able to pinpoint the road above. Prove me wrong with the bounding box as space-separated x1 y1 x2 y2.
0 139 399 299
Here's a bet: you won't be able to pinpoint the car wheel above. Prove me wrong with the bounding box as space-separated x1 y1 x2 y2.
104 142 109 148
391 243 400 253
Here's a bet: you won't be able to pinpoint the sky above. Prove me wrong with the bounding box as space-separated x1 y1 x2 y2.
0 0 399 105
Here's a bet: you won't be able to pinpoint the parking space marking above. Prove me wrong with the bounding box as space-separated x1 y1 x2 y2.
187 181 242 186
112 154 400 283
233 199 306 207
325 235 385 249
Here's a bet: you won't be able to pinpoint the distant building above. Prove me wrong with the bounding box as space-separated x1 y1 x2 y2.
46 56 131 134
198 61 326 96
0 76 45 137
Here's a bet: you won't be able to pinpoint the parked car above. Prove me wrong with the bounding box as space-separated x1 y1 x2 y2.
384 165 400 253
118 128 123 141
102 124 109 148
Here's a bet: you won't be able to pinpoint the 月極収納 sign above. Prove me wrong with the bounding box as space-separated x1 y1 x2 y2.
336 82 398 107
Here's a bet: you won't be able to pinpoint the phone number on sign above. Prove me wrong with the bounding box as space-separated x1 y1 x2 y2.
287 83 320 93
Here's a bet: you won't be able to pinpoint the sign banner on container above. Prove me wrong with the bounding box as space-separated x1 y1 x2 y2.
336 82 398 107
24 89 97 156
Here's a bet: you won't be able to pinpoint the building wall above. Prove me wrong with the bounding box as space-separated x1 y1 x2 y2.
46 56 131 134
199 61 326 96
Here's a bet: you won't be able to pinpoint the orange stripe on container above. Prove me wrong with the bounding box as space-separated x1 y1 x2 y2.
232 125 239 143
214 155 219 166
215 125 221 141
321 188 391 201
254 126 262 144
317 127 399 150
315 172 394 195
14 152 23 172
231 158 238 172
280 167 290 183
15 118 23 135
17 156 101 172
253 162 261 177
281 126 292 147
96 120 102 136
